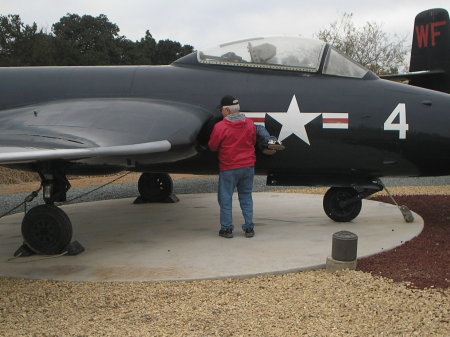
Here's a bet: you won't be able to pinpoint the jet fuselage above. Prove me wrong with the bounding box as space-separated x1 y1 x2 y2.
0 57 449 185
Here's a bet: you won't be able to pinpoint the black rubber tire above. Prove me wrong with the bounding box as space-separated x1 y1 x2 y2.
21 205 73 255
138 173 173 202
323 187 362 222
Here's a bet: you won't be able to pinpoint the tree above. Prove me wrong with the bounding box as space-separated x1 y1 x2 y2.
153 39 194 65
21 32 58 66
118 30 157 65
52 13 123 65
0 13 194 67
0 14 54 66
316 13 408 74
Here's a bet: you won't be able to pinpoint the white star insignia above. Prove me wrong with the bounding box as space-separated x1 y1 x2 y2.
268 95 321 145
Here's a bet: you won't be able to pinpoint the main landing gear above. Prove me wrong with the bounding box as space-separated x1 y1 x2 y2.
22 204 72 255
323 185 382 222
21 169 73 255
135 172 179 203
18 169 178 255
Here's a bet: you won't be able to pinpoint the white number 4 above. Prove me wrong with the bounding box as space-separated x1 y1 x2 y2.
384 103 409 139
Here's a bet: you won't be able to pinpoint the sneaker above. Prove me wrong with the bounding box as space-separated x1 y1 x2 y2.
244 228 255 238
267 139 285 151
219 228 233 238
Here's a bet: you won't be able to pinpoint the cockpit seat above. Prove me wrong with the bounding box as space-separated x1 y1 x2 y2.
248 42 277 63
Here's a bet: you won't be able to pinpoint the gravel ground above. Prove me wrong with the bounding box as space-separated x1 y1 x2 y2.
2 175 450 217
0 175 449 336
0 271 448 337
359 195 449 289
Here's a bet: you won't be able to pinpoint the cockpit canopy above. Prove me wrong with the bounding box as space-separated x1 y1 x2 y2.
197 37 370 79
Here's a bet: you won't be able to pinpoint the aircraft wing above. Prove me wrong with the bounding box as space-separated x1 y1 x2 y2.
380 69 446 81
0 140 171 165
0 98 211 167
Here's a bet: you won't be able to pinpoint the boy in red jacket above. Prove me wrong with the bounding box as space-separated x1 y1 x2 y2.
208 95 257 238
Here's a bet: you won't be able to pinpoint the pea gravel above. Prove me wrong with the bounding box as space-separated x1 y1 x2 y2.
1 175 449 336
0 270 448 337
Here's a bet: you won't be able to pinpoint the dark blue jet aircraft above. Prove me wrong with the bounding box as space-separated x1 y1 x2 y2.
1 23 450 254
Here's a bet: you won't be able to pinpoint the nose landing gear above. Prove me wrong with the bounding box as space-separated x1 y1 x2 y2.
323 187 362 222
323 184 383 222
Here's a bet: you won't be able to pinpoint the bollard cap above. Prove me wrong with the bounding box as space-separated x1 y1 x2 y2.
332 231 358 261
333 231 358 241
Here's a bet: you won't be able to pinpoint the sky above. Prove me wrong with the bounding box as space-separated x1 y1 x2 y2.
1 0 449 49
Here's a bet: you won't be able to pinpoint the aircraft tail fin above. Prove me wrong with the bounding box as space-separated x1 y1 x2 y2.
409 8 450 92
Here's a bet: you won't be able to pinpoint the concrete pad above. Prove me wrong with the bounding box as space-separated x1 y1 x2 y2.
0 193 423 282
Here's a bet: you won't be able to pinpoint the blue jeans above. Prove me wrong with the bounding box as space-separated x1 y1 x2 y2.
256 125 277 147
218 167 255 231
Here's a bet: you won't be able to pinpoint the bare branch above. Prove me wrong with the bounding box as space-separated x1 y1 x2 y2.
315 13 408 74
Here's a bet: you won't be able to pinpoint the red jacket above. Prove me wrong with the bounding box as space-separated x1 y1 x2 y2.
208 117 256 171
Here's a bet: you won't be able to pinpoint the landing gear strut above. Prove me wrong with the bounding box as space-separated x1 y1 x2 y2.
134 172 178 203
323 184 382 222
21 167 73 254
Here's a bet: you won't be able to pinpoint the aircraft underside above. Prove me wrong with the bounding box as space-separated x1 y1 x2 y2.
3 155 393 256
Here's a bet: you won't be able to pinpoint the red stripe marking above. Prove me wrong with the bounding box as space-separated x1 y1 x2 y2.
323 118 348 124
249 118 266 123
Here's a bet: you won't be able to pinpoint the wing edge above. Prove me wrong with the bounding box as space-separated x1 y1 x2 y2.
380 69 446 81
0 140 172 164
